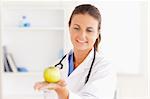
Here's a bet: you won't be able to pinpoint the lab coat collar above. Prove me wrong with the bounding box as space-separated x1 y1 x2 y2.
68 48 94 69
60 48 95 79
67 48 95 78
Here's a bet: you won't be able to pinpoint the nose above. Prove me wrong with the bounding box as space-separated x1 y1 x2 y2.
79 30 86 39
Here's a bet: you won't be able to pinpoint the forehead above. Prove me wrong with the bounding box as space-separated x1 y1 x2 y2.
71 14 99 28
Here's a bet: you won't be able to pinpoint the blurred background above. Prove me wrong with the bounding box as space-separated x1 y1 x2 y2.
0 0 149 99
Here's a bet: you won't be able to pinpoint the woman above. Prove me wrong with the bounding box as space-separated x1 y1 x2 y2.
34 4 116 99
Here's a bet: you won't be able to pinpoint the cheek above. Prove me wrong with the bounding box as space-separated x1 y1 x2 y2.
88 35 98 43
70 34 74 43
70 31 76 43
90 38 97 45
69 29 78 40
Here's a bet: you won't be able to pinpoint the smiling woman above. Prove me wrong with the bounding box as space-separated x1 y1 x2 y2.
34 4 116 99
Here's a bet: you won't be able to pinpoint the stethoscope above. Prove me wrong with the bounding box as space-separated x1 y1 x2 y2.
55 48 96 84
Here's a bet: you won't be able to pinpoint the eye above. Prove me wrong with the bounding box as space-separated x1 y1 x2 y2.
87 29 93 32
73 27 80 30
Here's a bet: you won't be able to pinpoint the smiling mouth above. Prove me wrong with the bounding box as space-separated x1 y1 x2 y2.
76 40 88 43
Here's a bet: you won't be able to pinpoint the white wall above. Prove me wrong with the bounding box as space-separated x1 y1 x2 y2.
116 1 148 99
148 0 150 98
0 0 2 98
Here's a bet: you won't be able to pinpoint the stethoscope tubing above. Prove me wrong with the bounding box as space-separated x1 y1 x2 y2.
55 48 96 84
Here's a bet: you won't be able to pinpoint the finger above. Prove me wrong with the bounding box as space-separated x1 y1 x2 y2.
40 80 67 90
40 83 58 91
34 81 46 91
35 80 67 91
57 80 67 87
34 82 41 90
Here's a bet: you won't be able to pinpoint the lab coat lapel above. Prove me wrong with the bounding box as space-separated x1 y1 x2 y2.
66 49 94 92
60 48 94 80
68 48 94 79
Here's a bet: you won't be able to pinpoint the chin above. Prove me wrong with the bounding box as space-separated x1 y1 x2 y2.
73 42 92 51
75 46 91 51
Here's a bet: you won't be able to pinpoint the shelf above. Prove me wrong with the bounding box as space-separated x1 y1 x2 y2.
2 7 65 11
3 95 44 99
2 1 65 11
2 72 43 77
2 27 64 31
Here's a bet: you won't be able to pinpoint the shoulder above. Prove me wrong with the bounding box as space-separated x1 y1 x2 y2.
92 51 116 77
94 51 111 67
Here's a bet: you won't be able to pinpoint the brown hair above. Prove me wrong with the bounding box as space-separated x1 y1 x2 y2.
68 4 101 51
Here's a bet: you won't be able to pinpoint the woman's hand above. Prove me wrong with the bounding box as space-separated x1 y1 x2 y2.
34 80 69 99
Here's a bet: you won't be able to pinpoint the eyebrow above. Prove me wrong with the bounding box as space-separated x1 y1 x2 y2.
73 24 94 29
73 24 80 27
87 27 94 29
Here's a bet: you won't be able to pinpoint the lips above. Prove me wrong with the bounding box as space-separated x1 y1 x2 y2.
76 39 88 44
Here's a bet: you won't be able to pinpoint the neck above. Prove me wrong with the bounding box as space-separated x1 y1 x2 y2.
73 48 92 68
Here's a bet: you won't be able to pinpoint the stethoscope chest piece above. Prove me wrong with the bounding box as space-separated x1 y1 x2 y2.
55 54 67 69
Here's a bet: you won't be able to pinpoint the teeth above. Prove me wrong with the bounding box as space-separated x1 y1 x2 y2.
77 40 86 43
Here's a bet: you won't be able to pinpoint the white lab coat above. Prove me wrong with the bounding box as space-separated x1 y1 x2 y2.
48 48 117 99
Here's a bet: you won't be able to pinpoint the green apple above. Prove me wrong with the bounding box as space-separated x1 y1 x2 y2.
44 67 61 83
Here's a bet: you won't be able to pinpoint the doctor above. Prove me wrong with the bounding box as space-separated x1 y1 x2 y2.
34 4 116 99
